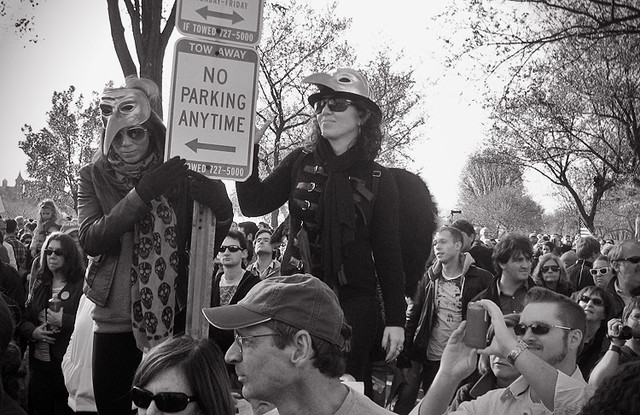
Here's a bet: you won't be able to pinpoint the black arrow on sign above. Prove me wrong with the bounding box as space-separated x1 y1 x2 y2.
196 7 244 25
186 138 236 153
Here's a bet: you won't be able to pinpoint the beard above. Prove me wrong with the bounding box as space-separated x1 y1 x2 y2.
545 332 569 366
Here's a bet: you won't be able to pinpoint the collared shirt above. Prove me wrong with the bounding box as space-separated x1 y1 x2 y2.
247 258 281 280
497 280 530 314
413 367 594 415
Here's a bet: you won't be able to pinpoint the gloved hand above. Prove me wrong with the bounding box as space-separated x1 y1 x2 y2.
187 170 233 222
136 156 189 203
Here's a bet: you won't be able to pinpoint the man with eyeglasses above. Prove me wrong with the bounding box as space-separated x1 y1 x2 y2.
203 273 396 414
247 228 281 279
604 239 640 319
410 287 595 415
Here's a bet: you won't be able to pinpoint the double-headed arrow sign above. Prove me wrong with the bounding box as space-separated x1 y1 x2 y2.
196 7 244 25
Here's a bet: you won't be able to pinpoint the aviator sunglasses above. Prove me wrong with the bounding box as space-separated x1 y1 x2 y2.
220 245 243 253
44 248 64 257
541 265 560 273
514 322 572 336
115 126 148 142
313 97 354 114
131 386 197 413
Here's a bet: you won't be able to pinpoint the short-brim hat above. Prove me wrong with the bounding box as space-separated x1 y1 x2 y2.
202 274 345 347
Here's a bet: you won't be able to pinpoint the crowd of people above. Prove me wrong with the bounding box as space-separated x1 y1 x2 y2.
1 69 639 415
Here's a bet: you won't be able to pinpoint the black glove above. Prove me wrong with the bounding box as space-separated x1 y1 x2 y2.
136 156 188 203
187 171 233 222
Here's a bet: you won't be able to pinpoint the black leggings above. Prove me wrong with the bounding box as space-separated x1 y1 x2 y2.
92 332 142 415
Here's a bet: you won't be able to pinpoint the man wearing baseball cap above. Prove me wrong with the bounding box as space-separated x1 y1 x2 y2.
203 274 394 414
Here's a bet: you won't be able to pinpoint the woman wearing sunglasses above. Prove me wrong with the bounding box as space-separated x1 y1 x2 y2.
77 77 233 415
236 68 406 396
19 231 85 415
132 335 234 415
573 286 611 379
531 253 573 297
590 254 614 289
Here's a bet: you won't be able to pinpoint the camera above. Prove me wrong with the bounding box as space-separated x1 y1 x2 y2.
614 326 640 340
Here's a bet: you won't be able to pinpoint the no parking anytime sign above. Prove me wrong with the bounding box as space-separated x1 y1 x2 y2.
165 37 258 180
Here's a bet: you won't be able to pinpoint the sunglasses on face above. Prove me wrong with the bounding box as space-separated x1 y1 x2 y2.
541 265 559 273
620 256 640 264
115 126 148 142
44 248 64 257
590 267 609 276
312 97 354 114
578 296 605 306
220 245 243 253
131 386 197 413
514 322 572 336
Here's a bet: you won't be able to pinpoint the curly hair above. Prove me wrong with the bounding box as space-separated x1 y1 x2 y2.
580 360 640 415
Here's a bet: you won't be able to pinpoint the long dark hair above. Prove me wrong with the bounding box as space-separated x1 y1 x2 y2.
36 232 85 284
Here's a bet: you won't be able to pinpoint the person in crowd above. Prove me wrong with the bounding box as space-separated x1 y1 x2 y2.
29 199 62 259
19 232 85 415
77 76 233 415
4 219 27 278
235 68 406 395
451 220 495 275
247 228 281 279
61 294 97 415
478 227 493 247
394 226 492 414
238 221 259 265
604 240 640 319
472 233 536 314
1 295 27 415
14 216 25 237
579 360 640 415
0 220 18 271
204 273 396 414
589 254 614 289
446 314 521 411
568 236 601 291
410 287 594 415
132 335 235 415
0 259 25 340
531 253 573 297
60 221 87 268
573 286 611 379
209 230 261 385
588 296 640 387
561 249 578 271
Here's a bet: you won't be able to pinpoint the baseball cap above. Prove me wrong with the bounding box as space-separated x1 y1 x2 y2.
202 274 345 346
303 68 381 117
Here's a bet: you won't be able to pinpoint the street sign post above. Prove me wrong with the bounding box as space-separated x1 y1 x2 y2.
166 37 258 181
176 0 263 46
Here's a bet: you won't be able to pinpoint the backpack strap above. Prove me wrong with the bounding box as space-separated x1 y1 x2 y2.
371 169 381 202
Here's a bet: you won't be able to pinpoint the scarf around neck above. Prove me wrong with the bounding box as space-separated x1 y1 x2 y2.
315 138 368 288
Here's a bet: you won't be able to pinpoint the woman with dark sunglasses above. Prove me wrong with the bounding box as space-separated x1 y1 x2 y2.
531 253 573 297
573 286 611 379
19 231 85 415
132 335 234 415
77 77 233 415
236 68 406 397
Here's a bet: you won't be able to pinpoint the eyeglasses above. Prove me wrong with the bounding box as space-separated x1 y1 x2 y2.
44 248 64 257
233 332 280 353
541 266 559 273
313 97 354 114
620 256 640 264
116 126 148 142
131 386 197 413
589 267 609 276
514 322 572 336
220 245 243 253
578 296 605 306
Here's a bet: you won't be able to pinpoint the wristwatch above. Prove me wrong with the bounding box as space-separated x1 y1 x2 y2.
609 344 622 354
506 340 529 365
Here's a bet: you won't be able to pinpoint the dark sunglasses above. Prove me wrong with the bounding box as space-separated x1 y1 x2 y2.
589 267 609 276
116 126 148 142
44 248 64 257
131 386 197 413
541 265 560 273
220 245 243 253
620 256 640 264
313 97 354 114
578 296 605 306
514 322 572 336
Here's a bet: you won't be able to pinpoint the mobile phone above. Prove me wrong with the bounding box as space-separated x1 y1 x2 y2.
464 303 490 348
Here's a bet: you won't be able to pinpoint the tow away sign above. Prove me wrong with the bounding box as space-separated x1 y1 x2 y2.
176 0 263 46
165 37 258 181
